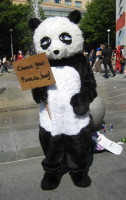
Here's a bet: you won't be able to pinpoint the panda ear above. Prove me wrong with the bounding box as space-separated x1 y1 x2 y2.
68 10 81 24
29 18 41 32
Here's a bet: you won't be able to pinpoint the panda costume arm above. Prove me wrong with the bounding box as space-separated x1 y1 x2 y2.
69 54 97 115
67 10 97 114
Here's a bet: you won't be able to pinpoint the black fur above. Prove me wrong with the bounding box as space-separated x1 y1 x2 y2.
29 18 41 32
41 172 63 190
70 172 91 187
68 10 81 24
32 86 47 104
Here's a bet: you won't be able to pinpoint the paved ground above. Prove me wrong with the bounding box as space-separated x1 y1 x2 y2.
1 147 126 200
0 72 40 163
0 71 126 200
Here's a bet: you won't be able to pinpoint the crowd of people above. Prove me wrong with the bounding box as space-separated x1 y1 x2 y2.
1 47 126 78
0 51 30 73
87 44 126 78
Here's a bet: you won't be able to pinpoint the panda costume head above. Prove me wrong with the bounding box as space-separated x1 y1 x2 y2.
29 10 98 190
29 10 83 60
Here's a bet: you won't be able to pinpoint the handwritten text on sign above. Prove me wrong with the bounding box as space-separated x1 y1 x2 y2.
13 53 56 90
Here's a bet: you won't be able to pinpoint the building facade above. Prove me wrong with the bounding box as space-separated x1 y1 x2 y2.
12 0 92 17
116 0 126 46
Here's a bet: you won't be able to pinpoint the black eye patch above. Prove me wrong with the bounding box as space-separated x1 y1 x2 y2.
59 33 72 45
40 37 51 50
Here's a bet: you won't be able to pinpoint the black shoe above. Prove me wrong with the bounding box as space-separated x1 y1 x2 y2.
70 172 91 188
113 74 116 77
41 172 63 190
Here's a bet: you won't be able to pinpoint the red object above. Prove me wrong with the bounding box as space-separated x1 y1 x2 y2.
17 54 24 60
115 46 123 72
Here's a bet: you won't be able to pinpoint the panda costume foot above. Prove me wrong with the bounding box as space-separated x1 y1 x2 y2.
41 172 63 190
70 172 91 188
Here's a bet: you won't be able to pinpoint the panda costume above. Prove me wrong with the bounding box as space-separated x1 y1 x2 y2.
29 10 97 190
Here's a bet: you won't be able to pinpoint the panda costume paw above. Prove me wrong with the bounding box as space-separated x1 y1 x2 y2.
29 10 97 190
32 87 47 103
70 93 90 115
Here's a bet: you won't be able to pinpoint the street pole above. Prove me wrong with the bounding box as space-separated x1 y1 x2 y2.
9 29 13 58
107 29 111 46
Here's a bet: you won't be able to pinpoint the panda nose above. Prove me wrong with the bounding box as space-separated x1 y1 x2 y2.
53 50 59 55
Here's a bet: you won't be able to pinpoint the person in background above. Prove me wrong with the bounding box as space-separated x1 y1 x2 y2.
89 49 96 67
2 55 7 64
121 45 126 73
100 43 116 79
83 50 89 57
111 48 116 70
3 61 9 73
115 46 123 73
0 58 2 68
11 54 17 62
17 51 24 60
1 55 7 73
24 51 30 58
94 47 102 73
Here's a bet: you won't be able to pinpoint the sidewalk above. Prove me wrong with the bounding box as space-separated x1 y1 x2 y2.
0 72 126 200
96 73 126 142
0 72 41 163
1 145 126 200
0 72 35 110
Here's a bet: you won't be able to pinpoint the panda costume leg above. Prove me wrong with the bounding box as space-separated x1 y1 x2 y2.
39 119 93 190
38 68 94 189
65 124 93 187
39 127 67 190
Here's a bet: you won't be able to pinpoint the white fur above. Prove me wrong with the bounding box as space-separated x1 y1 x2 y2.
39 66 90 136
33 16 84 59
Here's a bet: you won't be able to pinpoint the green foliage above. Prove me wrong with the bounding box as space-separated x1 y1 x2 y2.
80 0 116 49
0 0 45 58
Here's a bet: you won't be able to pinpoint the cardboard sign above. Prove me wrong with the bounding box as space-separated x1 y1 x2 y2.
13 53 56 90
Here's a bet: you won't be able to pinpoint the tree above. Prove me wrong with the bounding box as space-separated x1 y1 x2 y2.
0 0 45 58
80 0 116 50
27 0 45 20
